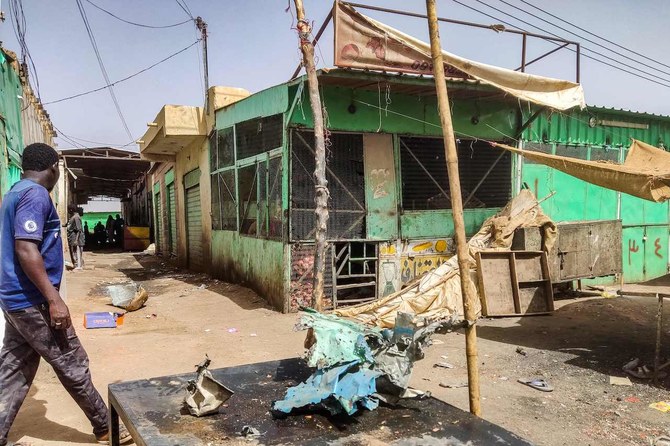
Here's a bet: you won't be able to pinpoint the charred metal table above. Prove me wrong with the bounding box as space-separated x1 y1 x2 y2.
108 358 532 445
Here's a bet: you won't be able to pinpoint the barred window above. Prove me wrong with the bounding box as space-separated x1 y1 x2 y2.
209 127 234 172
589 146 620 162
268 156 283 239
238 164 258 235
211 170 236 231
399 136 511 211
235 114 283 160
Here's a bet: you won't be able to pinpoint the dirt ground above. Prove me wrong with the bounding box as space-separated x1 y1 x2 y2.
6 251 670 446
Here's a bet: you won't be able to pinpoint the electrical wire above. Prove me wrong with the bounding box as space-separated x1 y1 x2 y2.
7 0 41 98
498 0 670 79
84 0 192 29
471 0 670 85
43 40 200 105
75 0 134 141
519 0 670 72
175 0 194 19
451 0 670 89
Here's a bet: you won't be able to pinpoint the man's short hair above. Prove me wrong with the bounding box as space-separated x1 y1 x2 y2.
22 143 59 172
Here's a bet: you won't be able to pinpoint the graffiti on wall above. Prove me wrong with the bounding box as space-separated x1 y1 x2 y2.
378 238 453 296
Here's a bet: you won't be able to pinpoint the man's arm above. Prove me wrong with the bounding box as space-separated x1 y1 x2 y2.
15 239 71 329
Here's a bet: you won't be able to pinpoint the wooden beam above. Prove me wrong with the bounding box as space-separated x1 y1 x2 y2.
139 153 176 163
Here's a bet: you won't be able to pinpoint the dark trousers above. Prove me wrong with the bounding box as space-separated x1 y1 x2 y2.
0 304 108 445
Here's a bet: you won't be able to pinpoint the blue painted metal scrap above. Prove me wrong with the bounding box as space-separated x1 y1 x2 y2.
272 309 463 416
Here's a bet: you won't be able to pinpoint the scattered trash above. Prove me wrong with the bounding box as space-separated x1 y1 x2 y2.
609 376 633 386
204 329 211 333
653 435 670 446
84 312 124 329
649 401 670 413
106 282 148 312
516 347 528 356
227 328 238 333
249 333 257 337
144 313 157 319
198 284 208 290
624 396 640 403
272 309 463 416
433 362 454 369
184 356 234 417
439 382 468 389
440 355 448 360
623 358 668 380
517 378 554 392
272 361 381 416
431 339 445 345
240 425 261 438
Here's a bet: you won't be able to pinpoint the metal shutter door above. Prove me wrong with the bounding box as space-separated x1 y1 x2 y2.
186 185 203 270
155 193 163 252
167 183 177 255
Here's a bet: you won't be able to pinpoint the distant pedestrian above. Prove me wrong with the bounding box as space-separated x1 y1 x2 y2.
105 215 114 245
94 221 105 246
0 143 132 445
66 205 85 269
84 221 90 246
113 214 124 247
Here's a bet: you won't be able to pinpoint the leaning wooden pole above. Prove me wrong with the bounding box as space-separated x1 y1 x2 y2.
425 0 481 416
293 0 328 312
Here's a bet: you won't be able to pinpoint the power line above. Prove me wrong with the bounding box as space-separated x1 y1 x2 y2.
472 0 670 85
75 0 134 141
498 0 670 79
175 0 194 19
84 0 192 29
7 0 41 98
519 0 670 72
451 0 670 89
43 40 200 105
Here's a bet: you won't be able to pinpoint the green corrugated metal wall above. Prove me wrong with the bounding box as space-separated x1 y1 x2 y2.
522 107 670 282
0 50 25 196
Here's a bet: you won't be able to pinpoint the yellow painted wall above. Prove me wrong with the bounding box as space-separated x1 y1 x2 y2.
175 136 211 271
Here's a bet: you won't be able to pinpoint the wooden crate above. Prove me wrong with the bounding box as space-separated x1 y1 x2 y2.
477 251 554 317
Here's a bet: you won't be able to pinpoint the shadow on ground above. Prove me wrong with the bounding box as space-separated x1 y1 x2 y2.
477 295 669 388
10 385 93 444
110 253 271 312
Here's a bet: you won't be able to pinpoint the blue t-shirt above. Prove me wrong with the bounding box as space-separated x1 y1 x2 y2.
0 179 63 311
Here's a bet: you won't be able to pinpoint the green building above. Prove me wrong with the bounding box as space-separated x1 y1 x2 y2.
142 70 670 312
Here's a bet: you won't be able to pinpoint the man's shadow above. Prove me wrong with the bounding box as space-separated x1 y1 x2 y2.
9 384 94 444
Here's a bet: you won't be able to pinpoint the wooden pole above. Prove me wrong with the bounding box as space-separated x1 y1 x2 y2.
654 293 663 384
293 0 328 312
425 0 481 416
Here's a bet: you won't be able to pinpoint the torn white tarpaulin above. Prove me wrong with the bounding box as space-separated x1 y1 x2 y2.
334 2 586 110
334 190 556 328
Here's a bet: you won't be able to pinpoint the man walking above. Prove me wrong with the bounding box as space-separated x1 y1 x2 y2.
0 143 131 445
66 204 85 269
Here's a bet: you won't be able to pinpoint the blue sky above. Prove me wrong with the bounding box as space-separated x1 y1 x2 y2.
1 0 668 150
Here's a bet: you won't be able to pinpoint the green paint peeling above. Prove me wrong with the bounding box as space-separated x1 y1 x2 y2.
216 84 289 129
288 84 518 141
211 230 285 310
400 208 498 239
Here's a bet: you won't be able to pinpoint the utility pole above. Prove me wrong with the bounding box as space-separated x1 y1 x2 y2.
292 0 328 312
425 0 481 416
195 16 209 108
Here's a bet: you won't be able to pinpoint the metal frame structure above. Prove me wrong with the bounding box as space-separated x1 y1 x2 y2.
291 1 581 83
